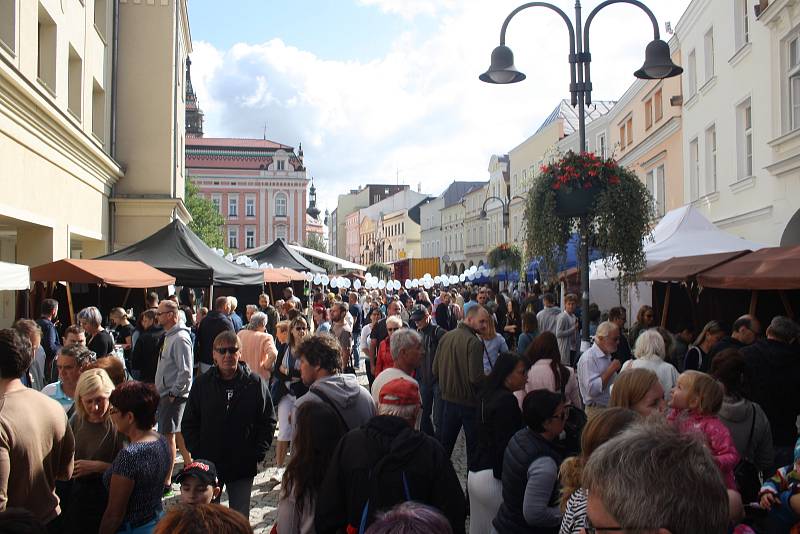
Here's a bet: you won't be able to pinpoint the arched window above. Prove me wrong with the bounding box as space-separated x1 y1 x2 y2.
275 193 287 216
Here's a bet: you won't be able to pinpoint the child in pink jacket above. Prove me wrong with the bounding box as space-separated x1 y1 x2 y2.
668 370 739 490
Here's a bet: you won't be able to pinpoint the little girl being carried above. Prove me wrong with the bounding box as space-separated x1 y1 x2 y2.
668 370 740 490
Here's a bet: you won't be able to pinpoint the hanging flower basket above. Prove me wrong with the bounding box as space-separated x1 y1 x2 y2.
487 243 523 272
524 150 653 287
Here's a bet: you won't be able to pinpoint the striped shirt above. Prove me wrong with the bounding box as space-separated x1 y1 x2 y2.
559 487 588 534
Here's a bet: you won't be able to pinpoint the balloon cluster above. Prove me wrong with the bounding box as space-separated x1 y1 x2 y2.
303 264 494 291
214 249 273 270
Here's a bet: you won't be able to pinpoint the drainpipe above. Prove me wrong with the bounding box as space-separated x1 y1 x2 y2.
109 0 120 252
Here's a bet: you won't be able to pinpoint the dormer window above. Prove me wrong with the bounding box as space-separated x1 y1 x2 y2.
276 160 285 171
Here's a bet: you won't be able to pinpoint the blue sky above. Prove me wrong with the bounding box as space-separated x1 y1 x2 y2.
187 0 692 219
188 0 439 62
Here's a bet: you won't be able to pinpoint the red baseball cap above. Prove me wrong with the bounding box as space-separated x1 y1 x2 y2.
378 378 420 406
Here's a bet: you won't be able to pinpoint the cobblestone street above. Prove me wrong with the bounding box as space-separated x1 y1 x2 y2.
164 368 469 533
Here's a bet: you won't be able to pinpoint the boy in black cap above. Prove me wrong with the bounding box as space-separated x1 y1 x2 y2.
176 459 222 505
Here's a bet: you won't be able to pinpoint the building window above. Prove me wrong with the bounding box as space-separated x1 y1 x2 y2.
94 0 108 41
245 196 255 217
735 0 749 50
276 160 285 171
689 138 700 201
654 89 663 122
646 165 666 218
597 133 606 158
626 118 633 146
645 99 653 130
704 28 715 82
228 196 238 217
737 99 753 179
788 35 800 131
275 193 287 216
276 226 287 240
228 227 238 250
211 195 221 214
91 79 105 141
37 3 57 94
0 0 16 54
68 46 82 119
705 125 717 193
245 228 255 249
619 124 626 149
687 49 697 98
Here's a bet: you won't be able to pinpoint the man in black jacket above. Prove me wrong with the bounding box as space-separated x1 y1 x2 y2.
181 330 276 518
742 315 800 469
708 314 761 363
315 378 465 534
194 296 234 374
130 309 164 383
410 305 446 437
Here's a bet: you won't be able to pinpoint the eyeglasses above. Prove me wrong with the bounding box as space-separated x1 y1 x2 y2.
293 326 307 332
215 346 239 355
583 517 656 533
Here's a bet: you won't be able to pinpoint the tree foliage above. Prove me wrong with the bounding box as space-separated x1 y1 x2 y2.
185 179 224 249
367 262 392 279
304 233 335 272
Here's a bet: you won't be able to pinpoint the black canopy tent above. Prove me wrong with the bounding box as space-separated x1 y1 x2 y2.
246 238 325 273
99 220 265 287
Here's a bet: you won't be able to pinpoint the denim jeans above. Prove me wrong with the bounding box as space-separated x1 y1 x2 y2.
352 335 361 369
440 399 478 466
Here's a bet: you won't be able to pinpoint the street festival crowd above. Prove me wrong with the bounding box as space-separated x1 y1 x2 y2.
2 281 800 534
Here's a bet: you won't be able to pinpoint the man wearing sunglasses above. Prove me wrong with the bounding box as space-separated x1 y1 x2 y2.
181 330 276 519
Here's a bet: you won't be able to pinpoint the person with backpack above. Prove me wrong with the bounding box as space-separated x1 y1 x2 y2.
294 334 375 432
315 378 466 534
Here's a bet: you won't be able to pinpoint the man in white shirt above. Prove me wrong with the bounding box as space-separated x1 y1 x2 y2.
371 328 423 408
577 321 621 413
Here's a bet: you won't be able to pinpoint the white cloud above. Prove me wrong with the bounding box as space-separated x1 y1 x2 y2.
190 0 691 217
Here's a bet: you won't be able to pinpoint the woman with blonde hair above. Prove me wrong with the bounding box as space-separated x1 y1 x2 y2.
558 408 637 534
621 329 678 400
609 367 665 417
684 320 725 372
272 316 310 468
481 314 508 375
61 368 125 533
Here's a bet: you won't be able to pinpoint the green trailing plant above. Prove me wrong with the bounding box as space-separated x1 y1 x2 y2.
366 262 392 280
487 243 523 273
524 150 654 287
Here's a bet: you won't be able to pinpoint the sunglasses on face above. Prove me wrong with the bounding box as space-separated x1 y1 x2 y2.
215 346 239 355
293 326 307 332
387 327 399 332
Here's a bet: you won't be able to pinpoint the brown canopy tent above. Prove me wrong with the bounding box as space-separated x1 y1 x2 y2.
30 259 176 288
696 245 800 321
30 259 176 325
638 251 752 331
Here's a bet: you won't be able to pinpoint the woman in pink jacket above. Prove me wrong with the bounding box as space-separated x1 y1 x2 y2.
237 312 278 381
516 332 583 409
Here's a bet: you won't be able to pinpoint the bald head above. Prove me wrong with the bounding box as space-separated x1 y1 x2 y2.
466 305 490 335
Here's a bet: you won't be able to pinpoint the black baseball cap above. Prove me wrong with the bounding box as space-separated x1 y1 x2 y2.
175 459 219 486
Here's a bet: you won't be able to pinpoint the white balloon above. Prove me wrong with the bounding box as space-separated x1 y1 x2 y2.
467 273 474 281
424 280 433 289
305 272 314 282
423 273 431 280
459 274 465 282
331 278 339 288
470 265 478 274
442 278 450 287
353 279 362 289
433 276 441 284
313 274 322 285
394 280 401 290
365 272 373 279
404 279 412 289
321 275 330 286
225 253 234 262
411 279 419 288
378 279 386 290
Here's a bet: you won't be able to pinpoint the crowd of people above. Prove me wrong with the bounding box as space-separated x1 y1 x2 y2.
1 281 800 534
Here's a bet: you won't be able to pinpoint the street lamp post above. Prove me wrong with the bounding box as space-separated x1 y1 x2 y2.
480 0 682 344
366 237 393 264
480 194 526 244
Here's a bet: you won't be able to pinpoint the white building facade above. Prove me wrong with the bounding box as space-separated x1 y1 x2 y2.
675 0 800 245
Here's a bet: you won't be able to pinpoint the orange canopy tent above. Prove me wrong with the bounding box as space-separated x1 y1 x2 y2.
262 267 305 283
30 259 176 288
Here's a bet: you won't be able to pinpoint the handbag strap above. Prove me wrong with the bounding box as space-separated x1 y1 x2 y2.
310 386 350 432
744 404 756 459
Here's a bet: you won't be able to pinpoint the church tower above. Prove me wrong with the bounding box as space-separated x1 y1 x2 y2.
185 56 204 138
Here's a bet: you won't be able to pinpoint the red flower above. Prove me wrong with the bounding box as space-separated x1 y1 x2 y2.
609 176 621 185
552 182 561 190
583 182 592 189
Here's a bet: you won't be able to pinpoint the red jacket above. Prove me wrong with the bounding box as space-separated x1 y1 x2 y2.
375 337 394 377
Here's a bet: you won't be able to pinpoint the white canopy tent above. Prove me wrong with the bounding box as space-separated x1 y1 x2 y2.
286 244 366 272
0 261 29 291
588 205 766 313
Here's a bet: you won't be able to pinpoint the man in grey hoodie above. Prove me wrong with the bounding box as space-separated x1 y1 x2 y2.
155 299 194 492
536 293 561 335
296 334 375 432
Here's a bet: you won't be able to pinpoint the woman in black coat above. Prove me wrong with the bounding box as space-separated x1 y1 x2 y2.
467 351 527 534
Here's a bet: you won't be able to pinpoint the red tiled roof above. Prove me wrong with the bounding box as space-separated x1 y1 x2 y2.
186 137 294 150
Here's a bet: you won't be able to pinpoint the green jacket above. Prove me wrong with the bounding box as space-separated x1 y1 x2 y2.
432 322 485 407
